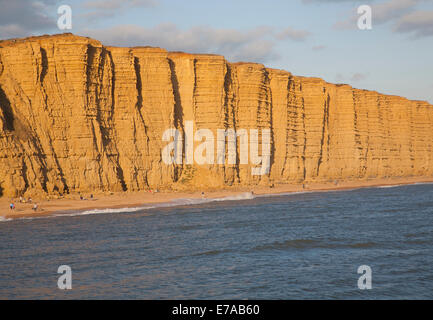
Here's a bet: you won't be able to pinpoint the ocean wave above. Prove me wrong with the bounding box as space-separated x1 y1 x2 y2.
54 206 155 217
193 248 233 257
413 182 433 186
213 192 255 201
0 216 13 222
157 192 255 208
5 192 257 221
251 239 380 251
255 191 310 198
252 239 321 251
376 184 405 189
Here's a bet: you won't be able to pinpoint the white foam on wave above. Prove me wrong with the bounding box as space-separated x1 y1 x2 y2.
255 191 310 198
150 192 256 208
376 181 433 189
213 192 255 202
414 182 433 186
6 192 258 221
376 184 405 189
5 189 362 222
54 206 155 217
0 216 12 222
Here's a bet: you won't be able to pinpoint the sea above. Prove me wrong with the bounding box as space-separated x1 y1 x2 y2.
1 183 433 299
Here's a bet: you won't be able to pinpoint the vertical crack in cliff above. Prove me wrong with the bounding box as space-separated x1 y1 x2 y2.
0 85 14 131
20 157 30 193
39 45 69 193
106 49 127 192
264 69 275 178
222 63 232 184
168 57 184 181
352 90 366 177
192 58 198 117
26 133 49 193
300 81 307 181
281 76 292 178
133 55 150 161
317 91 329 177
134 57 143 112
40 47 48 84
226 64 241 183
87 44 106 190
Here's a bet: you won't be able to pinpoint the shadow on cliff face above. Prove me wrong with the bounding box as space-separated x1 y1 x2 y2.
0 86 14 131
168 58 184 182
40 48 48 83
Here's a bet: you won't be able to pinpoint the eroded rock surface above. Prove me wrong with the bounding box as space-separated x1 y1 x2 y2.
0 34 432 197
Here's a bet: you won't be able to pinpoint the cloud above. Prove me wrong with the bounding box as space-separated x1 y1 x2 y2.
373 0 420 24
303 0 374 3
312 45 326 51
331 0 433 37
80 0 157 21
276 27 311 41
351 73 367 81
81 24 312 63
81 23 313 62
0 0 60 38
335 73 345 82
335 72 368 82
83 0 157 10
394 10 433 37
334 0 421 30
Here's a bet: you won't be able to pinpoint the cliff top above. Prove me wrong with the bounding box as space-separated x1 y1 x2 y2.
0 33 430 105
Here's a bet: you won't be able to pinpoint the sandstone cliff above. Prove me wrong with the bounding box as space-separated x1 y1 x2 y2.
0 34 432 197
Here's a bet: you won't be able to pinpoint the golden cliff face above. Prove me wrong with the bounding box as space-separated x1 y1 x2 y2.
0 34 432 197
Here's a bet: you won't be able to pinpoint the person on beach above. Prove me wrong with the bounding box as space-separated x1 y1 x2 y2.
9 203 15 210
32 203 38 212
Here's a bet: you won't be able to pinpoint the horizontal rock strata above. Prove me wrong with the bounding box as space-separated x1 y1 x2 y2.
0 34 432 197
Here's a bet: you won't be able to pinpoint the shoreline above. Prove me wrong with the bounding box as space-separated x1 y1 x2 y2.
2 176 433 220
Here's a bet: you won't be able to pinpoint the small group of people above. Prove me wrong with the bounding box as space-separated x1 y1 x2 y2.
9 199 38 212
19 196 32 203
79 194 94 200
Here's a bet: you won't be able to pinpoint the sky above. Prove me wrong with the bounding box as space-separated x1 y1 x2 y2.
0 0 432 103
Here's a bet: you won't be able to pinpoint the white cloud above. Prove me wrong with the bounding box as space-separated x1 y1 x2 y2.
80 0 157 21
303 0 374 3
351 73 368 81
83 0 157 10
333 0 420 29
331 0 433 38
335 72 368 82
394 10 433 37
0 0 59 39
81 24 311 63
373 0 420 24
276 27 311 41
312 45 326 51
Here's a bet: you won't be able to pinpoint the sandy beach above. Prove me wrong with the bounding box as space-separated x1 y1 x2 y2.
2 176 433 220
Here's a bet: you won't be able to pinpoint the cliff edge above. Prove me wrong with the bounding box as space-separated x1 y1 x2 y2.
1 33 432 197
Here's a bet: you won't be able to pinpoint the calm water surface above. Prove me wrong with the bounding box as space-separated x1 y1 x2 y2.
1 184 433 299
